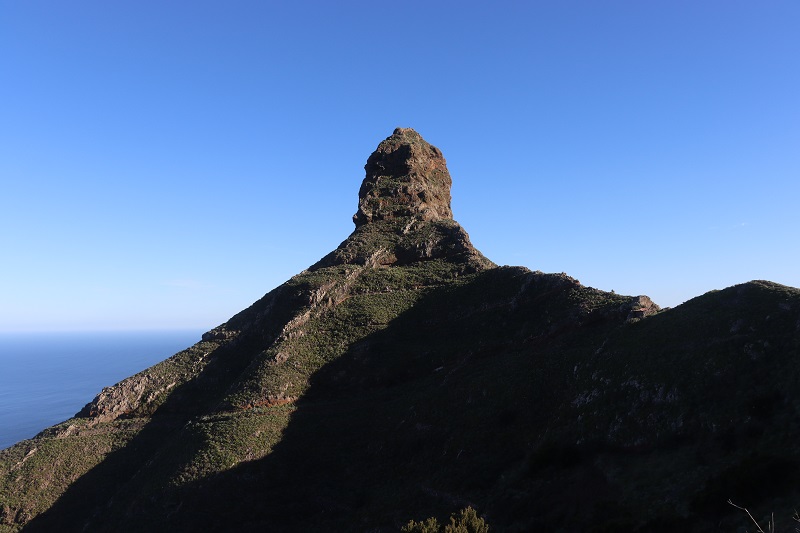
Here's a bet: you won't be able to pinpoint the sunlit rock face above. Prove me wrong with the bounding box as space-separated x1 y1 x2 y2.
312 127 492 272
353 127 453 228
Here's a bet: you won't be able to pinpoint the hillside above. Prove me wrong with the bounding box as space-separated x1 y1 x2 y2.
2 128 799 532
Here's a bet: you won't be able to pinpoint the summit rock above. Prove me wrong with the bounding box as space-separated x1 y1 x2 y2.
313 128 492 271
353 127 453 228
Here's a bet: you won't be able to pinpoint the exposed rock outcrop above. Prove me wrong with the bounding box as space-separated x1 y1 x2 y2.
354 127 453 227
315 128 492 272
75 341 220 424
624 294 660 321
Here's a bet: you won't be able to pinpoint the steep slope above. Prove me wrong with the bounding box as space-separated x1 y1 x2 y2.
1 129 799 532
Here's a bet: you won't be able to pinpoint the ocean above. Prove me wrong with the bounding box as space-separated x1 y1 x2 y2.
0 330 204 450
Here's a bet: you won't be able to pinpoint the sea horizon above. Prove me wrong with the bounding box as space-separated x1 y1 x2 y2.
0 329 205 450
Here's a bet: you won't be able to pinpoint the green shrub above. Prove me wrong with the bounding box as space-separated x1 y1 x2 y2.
402 516 441 533
402 507 488 533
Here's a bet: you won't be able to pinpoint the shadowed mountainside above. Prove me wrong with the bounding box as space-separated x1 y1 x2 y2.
2 128 800 532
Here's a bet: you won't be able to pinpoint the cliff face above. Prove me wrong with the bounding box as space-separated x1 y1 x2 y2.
2 130 800 532
354 127 453 227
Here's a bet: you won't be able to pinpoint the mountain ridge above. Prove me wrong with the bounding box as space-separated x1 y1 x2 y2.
2 129 799 532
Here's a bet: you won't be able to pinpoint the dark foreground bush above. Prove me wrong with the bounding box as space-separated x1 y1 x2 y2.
402 506 489 533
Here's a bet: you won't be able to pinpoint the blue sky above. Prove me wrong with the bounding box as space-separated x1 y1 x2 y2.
1 1 798 332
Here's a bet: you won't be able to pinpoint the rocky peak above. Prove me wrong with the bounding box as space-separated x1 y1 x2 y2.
353 127 454 228
312 128 492 272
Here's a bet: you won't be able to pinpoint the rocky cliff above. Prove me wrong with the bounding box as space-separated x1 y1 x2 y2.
354 127 453 227
1 129 799 532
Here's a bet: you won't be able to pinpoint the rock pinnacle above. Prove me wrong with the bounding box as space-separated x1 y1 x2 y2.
312 128 493 272
353 127 454 228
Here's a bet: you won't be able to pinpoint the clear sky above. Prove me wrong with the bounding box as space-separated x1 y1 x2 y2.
1 1 798 332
